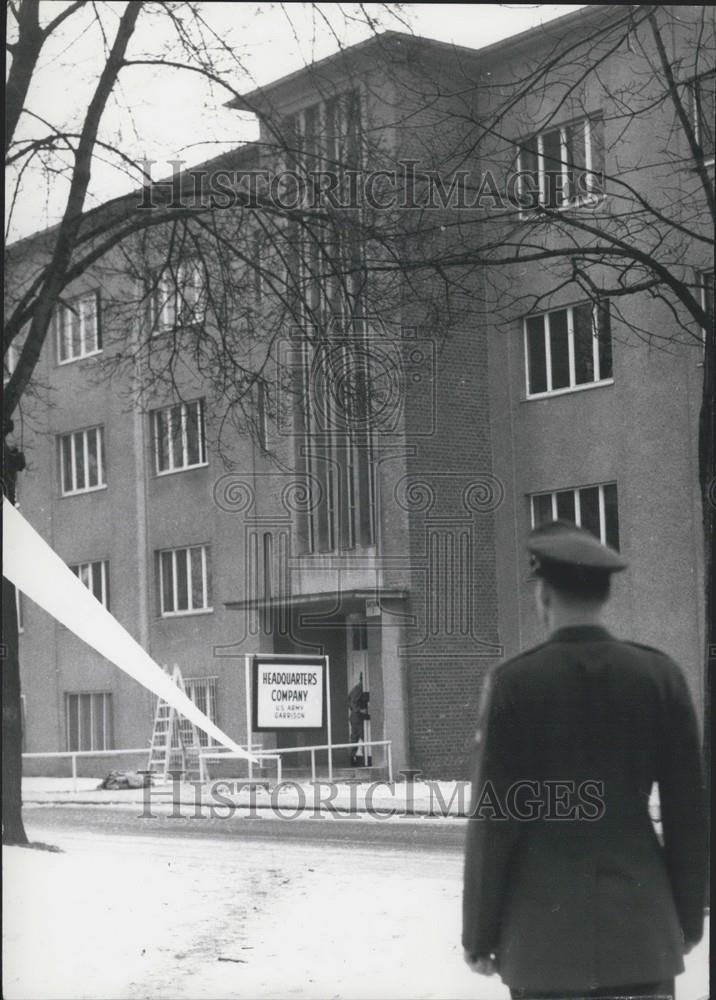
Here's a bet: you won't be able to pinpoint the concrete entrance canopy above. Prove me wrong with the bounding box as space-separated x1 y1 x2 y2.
224 588 408 613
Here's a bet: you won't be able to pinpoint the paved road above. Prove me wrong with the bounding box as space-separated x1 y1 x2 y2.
23 802 468 851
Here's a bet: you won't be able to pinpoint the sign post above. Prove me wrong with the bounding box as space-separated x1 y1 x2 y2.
244 656 253 783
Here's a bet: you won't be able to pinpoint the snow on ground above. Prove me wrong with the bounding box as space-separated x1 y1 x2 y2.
20 776 475 816
3 822 504 1000
3 820 709 1000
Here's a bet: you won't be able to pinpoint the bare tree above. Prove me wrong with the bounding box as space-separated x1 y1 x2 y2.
319 4 713 758
4 2 713 839
2 0 407 844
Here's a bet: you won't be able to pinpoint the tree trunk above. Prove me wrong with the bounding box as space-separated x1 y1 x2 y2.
698 318 714 907
2 576 27 845
2 426 28 845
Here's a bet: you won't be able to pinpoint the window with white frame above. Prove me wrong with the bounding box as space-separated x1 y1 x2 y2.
70 559 110 610
518 116 604 210
157 545 212 616
525 299 612 397
151 261 206 332
181 676 219 747
57 291 101 363
530 482 620 550
152 399 206 474
65 691 113 751
688 72 715 164
59 426 105 494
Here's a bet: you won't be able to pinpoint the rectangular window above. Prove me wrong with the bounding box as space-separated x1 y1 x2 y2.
525 300 612 397
530 482 620 549
290 333 376 555
157 545 212 616
59 426 105 494
152 399 206 474
152 261 206 332
518 116 604 210
69 559 110 610
56 292 101 363
182 677 219 747
256 381 269 451
689 72 715 164
65 692 113 751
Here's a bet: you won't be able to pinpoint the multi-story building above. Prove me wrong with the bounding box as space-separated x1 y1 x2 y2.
8 5 712 778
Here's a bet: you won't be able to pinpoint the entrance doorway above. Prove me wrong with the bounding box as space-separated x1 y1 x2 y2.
346 614 371 766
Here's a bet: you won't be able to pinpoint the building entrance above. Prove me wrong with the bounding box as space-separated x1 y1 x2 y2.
346 614 372 765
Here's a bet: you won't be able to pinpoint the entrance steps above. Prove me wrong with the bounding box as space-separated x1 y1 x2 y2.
280 765 388 782
200 761 390 784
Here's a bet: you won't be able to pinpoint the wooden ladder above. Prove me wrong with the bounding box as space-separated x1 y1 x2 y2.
147 665 204 783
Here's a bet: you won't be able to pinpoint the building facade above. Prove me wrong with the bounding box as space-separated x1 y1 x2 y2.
8 6 712 778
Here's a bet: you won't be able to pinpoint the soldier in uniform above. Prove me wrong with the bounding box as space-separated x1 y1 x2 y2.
462 521 706 1000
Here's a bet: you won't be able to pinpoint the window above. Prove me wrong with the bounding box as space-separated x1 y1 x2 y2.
57 291 101 363
689 72 715 164
182 677 219 747
289 334 376 554
286 90 362 172
152 261 206 332
65 692 113 751
530 482 620 549
70 560 110 610
253 233 264 304
352 620 368 651
152 399 206 474
256 381 269 451
59 426 105 494
16 589 23 634
157 545 212 616
518 116 604 210
525 300 612 397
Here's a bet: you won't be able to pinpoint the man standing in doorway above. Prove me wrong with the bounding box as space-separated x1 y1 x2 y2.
462 521 706 1000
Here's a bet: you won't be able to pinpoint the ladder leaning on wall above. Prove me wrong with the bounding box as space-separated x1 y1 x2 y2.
147 664 203 783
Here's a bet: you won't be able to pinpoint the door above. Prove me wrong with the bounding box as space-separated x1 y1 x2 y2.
346 614 372 765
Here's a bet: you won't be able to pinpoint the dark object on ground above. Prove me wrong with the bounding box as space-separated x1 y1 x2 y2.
97 770 151 789
15 841 63 853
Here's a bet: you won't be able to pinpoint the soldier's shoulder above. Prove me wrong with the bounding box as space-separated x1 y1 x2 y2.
618 638 679 669
620 638 670 656
492 641 552 681
617 639 687 685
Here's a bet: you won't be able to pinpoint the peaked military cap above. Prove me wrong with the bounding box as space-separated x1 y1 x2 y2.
528 519 628 576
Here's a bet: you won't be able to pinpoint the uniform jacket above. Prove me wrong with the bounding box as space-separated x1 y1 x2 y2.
462 625 706 992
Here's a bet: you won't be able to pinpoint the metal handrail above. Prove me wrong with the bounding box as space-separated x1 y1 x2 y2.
23 737 394 790
23 748 149 792
200 739 393 784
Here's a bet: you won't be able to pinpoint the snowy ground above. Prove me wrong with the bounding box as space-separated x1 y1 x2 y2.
4 819 506 1000
20 776 476 816
3 814 709 1000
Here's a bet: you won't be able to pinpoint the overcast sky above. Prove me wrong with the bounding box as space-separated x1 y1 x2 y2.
6 2 583 242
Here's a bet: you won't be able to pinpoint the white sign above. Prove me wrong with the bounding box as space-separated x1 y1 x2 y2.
255 661 325 730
